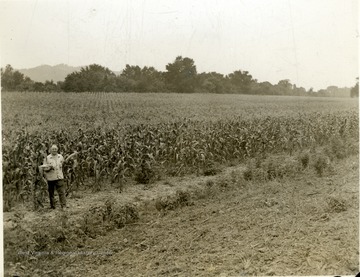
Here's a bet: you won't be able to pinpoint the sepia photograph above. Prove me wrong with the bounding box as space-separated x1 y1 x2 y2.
0 0 358 276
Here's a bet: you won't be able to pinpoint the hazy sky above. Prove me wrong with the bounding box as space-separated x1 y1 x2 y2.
0 0 358 90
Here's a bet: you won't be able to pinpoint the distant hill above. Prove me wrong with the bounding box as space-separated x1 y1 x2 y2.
17 64 83 83
17 64 122 83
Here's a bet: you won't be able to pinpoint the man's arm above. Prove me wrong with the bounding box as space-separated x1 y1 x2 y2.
39 158 48 184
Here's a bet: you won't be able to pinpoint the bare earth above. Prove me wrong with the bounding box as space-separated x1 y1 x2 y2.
4 154 359 277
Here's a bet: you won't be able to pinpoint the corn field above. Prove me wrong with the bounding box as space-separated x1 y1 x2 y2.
2 92 359 210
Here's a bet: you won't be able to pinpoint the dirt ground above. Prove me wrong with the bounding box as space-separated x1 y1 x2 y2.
3 154 359 277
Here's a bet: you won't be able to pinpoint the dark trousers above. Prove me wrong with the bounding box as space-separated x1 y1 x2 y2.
48 179 66 208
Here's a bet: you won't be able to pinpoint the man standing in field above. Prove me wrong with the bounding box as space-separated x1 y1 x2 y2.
39 145 76 210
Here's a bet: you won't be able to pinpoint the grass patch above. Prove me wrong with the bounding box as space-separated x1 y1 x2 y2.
299 152 310 169
201 161 222 176
154 190 192 212
82 200 139 237
243 155 302 182
327 197 347 213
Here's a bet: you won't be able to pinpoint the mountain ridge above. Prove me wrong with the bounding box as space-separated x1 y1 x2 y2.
17 64 83 83
17 64 121 83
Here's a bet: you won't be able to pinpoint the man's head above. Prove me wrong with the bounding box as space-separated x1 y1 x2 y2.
50 145 58 155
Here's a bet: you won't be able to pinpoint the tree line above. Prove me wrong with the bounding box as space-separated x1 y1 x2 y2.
1 56 358 97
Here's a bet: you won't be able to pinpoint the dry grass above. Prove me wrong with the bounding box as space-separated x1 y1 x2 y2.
154 190 192 212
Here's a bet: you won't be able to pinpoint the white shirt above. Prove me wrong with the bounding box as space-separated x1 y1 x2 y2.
43 154 64 181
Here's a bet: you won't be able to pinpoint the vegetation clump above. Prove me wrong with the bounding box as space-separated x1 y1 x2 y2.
155 191 191 212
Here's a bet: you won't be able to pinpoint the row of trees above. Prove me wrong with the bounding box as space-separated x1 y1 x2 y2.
1 56 358 97
351 78 359 98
